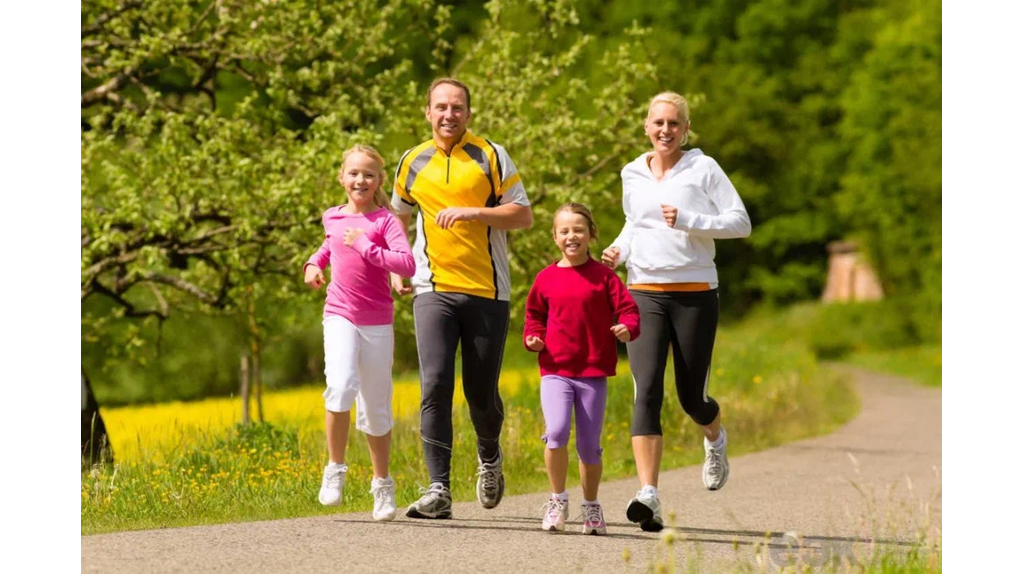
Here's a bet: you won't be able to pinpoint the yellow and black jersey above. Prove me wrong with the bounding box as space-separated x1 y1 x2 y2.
391 131 530 301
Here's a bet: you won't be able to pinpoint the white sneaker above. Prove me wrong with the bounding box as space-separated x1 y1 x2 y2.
318 463 347 506
581 502 607 536
703 427 730 490
370 477 397 521
541 497 569 532
626 487 663 532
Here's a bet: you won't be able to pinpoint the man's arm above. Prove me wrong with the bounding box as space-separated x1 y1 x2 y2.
474 203 533 230
434 203 532 230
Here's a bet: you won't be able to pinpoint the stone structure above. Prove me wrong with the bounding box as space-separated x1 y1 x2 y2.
821 241 884 303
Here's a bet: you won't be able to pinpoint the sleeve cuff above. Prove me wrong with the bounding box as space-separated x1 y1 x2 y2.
351 233 373 254
391 192 416 214
672 210 698 231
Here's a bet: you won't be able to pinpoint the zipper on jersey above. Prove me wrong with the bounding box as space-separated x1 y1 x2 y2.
446 155 450 183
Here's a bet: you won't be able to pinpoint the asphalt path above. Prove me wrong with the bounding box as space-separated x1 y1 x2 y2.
82 365 941 572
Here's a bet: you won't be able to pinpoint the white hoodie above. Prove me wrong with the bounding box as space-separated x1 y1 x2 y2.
609 149 751 287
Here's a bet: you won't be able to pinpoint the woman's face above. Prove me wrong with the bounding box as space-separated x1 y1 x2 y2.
339 152 381 207
645 102 688 155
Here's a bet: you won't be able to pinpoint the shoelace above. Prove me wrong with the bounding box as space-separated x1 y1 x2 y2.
634 489 656 502
581 504 604 524
477 463 499 491
541 499 568 520
705 447 723 474
415 483 448 501
324 468 344 489
370 482 393 501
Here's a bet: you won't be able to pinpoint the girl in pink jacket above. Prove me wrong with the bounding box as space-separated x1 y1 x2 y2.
303 145 415 521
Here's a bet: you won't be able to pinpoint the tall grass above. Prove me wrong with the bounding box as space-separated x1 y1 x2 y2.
630 481 942 574
83 324 857 534
744 302 941 387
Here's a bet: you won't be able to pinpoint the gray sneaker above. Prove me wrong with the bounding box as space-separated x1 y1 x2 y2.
405 482 452 519
476 452 505 509
703 427 730 490
626 488 664 532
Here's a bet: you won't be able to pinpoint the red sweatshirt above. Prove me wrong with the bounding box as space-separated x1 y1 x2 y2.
524 258 641 377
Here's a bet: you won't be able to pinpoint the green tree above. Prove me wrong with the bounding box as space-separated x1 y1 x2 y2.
81 0 449 442
837 0 942 340
82 0 657 404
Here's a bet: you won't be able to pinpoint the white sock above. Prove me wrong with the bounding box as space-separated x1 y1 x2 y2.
327 461 347 471
709 431 726 449
583 498 599 506
554 491 569 502
373 476 392 485
642 485 658 497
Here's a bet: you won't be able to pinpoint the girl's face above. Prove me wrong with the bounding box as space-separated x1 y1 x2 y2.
645 102 688 155
553 211 591 261
339 152 381 207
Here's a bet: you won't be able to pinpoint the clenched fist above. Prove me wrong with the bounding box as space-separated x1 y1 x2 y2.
601 246 621 267
304 265 325 290
660 204 678 228
525 335 545 352
343 227 366 246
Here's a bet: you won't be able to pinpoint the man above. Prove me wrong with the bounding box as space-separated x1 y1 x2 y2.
391 78 533 519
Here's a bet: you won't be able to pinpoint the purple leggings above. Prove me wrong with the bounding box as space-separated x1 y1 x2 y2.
540 375 607 465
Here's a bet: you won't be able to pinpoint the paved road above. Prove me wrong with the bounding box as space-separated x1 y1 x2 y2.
82 366 941 572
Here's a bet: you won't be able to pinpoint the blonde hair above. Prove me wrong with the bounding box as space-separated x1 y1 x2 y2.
553 202 599 242
647 92 690 146
339 145 393 212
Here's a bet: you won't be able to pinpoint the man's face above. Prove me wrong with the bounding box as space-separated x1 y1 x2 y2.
426 83 471 146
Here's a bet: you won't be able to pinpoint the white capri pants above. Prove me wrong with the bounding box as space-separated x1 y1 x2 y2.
322 315 394 436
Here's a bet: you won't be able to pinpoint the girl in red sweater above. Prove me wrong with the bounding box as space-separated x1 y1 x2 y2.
524 202 640 535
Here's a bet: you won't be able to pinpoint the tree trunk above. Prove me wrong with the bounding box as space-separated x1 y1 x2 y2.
253 350 264 423
240 354 251 425
247 287 264 423
81 369 113 466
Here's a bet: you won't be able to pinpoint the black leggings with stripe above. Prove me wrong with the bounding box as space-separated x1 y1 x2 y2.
626 289 720 436
413 292 509 488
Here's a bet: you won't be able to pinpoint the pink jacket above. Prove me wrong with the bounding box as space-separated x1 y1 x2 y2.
305 206 414 325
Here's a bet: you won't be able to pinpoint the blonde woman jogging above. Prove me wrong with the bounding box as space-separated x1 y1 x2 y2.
602 92 751 532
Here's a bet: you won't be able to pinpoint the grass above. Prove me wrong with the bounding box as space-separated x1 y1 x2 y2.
842 345 941 388
635 526 941 573
632 474 942 573
742 302 941 388
82 321 858 535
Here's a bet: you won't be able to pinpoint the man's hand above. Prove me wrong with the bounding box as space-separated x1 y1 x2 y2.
525 335 545 352
601 246 621 267
435 207 480 230
661 204 679 228
343 227 366 246
391 272 413 296
304 265 325 290
611 324 631 343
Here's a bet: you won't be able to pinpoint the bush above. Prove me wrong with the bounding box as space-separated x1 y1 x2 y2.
801 301 918 358
747 301 920 359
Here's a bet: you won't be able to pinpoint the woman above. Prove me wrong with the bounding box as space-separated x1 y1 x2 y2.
602 92 751 532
